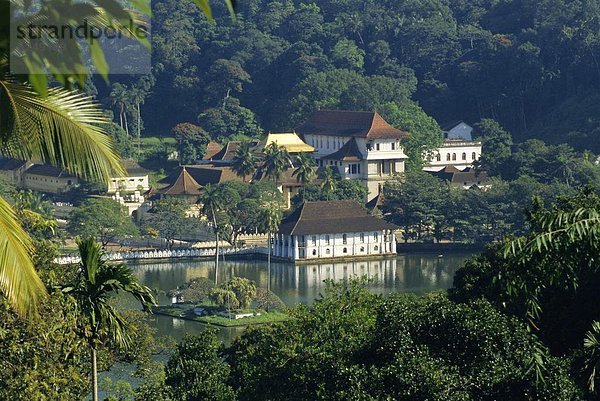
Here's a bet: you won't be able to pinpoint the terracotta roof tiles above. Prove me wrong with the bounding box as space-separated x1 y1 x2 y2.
295 110 409 140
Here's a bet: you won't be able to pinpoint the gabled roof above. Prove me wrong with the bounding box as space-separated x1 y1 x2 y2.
159 167 202 196
25 164 76 178
203 141 223 160
263 132 314 153
295 110 409 140
278 200 396 235
426 167 488 184
210 142 240 161
441 120 466 131
323 137 363 161
121 159 149 176
0 157 28 171
159 165 243 195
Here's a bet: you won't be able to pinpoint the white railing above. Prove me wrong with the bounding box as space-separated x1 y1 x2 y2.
55 246 268 265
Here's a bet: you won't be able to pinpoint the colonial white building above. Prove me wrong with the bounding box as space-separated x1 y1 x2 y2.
108 160 150 194
296 110 409 201
425 139 482 172
23 164 78 194
273 200 397 262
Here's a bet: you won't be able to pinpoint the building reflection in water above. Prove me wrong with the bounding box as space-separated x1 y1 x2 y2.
127 254 470 344
131 253 468 308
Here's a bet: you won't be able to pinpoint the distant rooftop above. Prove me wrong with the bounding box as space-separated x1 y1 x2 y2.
278 200 396 235
262 132 314 153
322 137 363 161
0 157 28 171
296 110 409 140
25 164 75 178
120 159 149 176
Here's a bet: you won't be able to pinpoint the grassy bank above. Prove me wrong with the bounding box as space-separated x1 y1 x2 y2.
153 305 290 327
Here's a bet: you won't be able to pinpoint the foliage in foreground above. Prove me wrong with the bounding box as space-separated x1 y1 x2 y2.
139 281 580 401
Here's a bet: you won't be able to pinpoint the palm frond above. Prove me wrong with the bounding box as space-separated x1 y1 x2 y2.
0 196 46 317
0 80 125 183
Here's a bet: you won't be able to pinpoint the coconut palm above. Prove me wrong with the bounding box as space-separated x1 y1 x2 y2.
584 321 600 393
262 206 282 294
109 83 130 135
293 153 316 202
321 166 338 200
262 142 292 185
232 141 257 182
0 81 125 317
200 184 225 285
0 0 234 318
62 238 155 401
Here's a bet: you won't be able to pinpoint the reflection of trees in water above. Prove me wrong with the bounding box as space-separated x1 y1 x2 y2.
128 254 471 307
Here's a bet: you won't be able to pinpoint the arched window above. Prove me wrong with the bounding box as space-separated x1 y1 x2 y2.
452 153 457 161
436 154 441 162
326 248 330 254
342 234 347 244
472 152 477 160
462 152 467 160
446 154 451 161
343 247 348 253
374 245 379 251
312 249 317 256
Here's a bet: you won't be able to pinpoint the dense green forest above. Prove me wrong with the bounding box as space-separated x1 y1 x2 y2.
97 0 600 152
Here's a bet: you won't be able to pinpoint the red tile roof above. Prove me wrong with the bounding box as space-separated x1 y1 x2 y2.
278 200 397 235
203 141 223 160
159 167 202 196
296 110 409 140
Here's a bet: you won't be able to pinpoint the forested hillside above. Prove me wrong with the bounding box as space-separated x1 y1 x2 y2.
99 0 600 152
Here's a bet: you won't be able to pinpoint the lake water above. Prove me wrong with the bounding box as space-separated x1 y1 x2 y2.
128 253 472 344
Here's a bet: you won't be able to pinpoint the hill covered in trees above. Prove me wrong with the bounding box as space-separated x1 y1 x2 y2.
99 0 600 153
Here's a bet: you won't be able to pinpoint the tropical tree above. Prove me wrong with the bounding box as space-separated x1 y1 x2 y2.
292 152 316 189
200 184 225 285
62 238 155 401
109 83 131 136
232 141 258 182
68 198 139 248
262 142 292 185
260 205 282 294
0 0 231 317
0 82 125 317
320 166 338 200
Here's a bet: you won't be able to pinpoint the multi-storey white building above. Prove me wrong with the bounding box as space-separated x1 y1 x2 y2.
296 110 409 201
425 139 482 172
107 160 150 194
273 200 397 262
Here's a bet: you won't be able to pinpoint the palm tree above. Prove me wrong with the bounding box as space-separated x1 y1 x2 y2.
262 142 292 185
109 83 130 135
232 141 257 182
584 321 600 393
261 206 282 294
200 184 224 285
321 166 338 200
62 238 155 401
0 81 125 317
292 153 316 202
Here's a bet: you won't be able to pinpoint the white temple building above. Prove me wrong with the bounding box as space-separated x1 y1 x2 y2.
272 200 397 262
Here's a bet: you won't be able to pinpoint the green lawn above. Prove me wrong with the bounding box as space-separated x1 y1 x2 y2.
153 305 290 327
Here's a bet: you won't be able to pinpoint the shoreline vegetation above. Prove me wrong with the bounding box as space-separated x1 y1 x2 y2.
153 304 290 327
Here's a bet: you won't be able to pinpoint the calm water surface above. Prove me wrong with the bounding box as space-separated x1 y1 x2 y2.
127 253 472 343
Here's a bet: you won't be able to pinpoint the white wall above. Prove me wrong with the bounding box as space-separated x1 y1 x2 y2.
277 230 395 260
426 141 482 170
108 174 150 194
23 174 78 194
